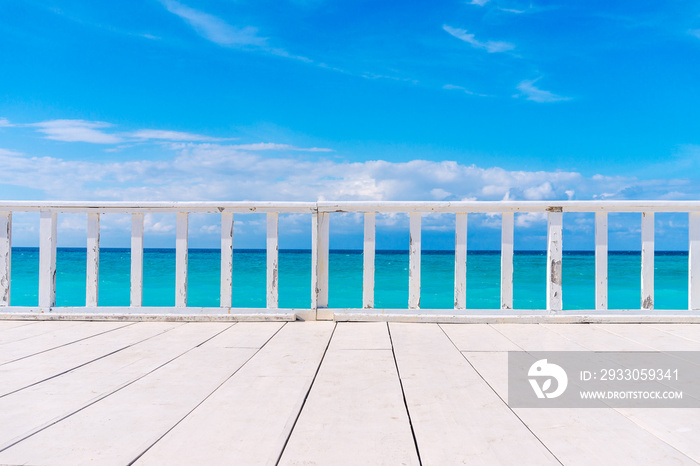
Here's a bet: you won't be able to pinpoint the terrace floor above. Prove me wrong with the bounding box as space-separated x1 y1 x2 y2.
0 320 698 465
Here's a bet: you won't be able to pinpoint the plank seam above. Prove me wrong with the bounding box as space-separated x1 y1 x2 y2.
0 323 236 454
0 323 187 399
127 322 287 465
274 322 338 466
437 323 564 466
0 322 136 367
387 322 423 466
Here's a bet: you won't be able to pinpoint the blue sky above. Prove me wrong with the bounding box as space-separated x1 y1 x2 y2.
1 0 699 249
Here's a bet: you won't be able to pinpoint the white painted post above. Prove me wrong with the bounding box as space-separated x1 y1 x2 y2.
363 212 375 309
86 213 100 307
311 212 319 310
317 212 329 308
641 211 654 310
220 212 234 308
267 212 279 309
595 212 608 310
39 211 57 308
546 209 563 312
130 213 144 307
0 212 11 306
175 212 188 308
689 213 700 311
454 213 467 310
501 212 514 310
409 212 421 309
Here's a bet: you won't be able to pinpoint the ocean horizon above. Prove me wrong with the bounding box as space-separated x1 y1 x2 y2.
8 248 690 310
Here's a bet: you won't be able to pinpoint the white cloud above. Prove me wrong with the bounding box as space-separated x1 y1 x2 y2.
129 129 230 142
0 118 12 127
22 119 234 145
515 79 570 103
470 0 490 5
0 143 693 205
29 120 124 144
443 25 515 53
443 84 488 97
0 148 23 156
228 143 333 152
159 0 266 48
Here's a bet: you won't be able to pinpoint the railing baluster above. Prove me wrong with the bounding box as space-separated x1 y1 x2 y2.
0 212 11 306
130 213 144 307
220 212 234 308
311 212 318 310
363 212 375 309
175 212 188 307
86 213 100 307
595 212 608 310
39 211 57 308
408 212 421 309
501 212 514 310
454 213 467 310
317 212 329 309
547 209 563 311
690 212 700 311
641 211 654 310
266 212 279 308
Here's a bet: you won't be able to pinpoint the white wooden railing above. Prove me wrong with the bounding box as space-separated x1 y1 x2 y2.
0 201 699 322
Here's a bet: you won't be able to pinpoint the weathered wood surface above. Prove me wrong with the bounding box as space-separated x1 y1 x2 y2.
279 323 419 465
0 321 698 465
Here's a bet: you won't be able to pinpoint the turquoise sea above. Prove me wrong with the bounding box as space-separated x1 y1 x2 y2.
8 249 690 310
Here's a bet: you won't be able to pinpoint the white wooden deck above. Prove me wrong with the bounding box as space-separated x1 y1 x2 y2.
0 320 699 465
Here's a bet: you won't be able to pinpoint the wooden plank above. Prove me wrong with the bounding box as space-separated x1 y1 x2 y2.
501 212 514 310
454 213 467 310
0 321 128 366
135 322 334 465
175 213 188 308
546 210 563 311
595 212 608 310
542 323 700 461
0 322 180 397
440 323 521 351
390 323 558 465
38 211 57 308
86 213 100 307
131 213 144 307
0 212 10 306
0 322 229 452
279 323 419 465
267 212 279 309
362 212 375 309
0 323 280 465
0 321 79 346
466 348 697 465
591 324 700 351
490 324 586 351
220 212 234 308
408 212 421 309
690 212 700 311
641 211 654 310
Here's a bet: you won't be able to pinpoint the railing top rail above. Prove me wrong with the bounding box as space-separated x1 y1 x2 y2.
1 200 700 214
0 201 317 213
318 201 700 213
